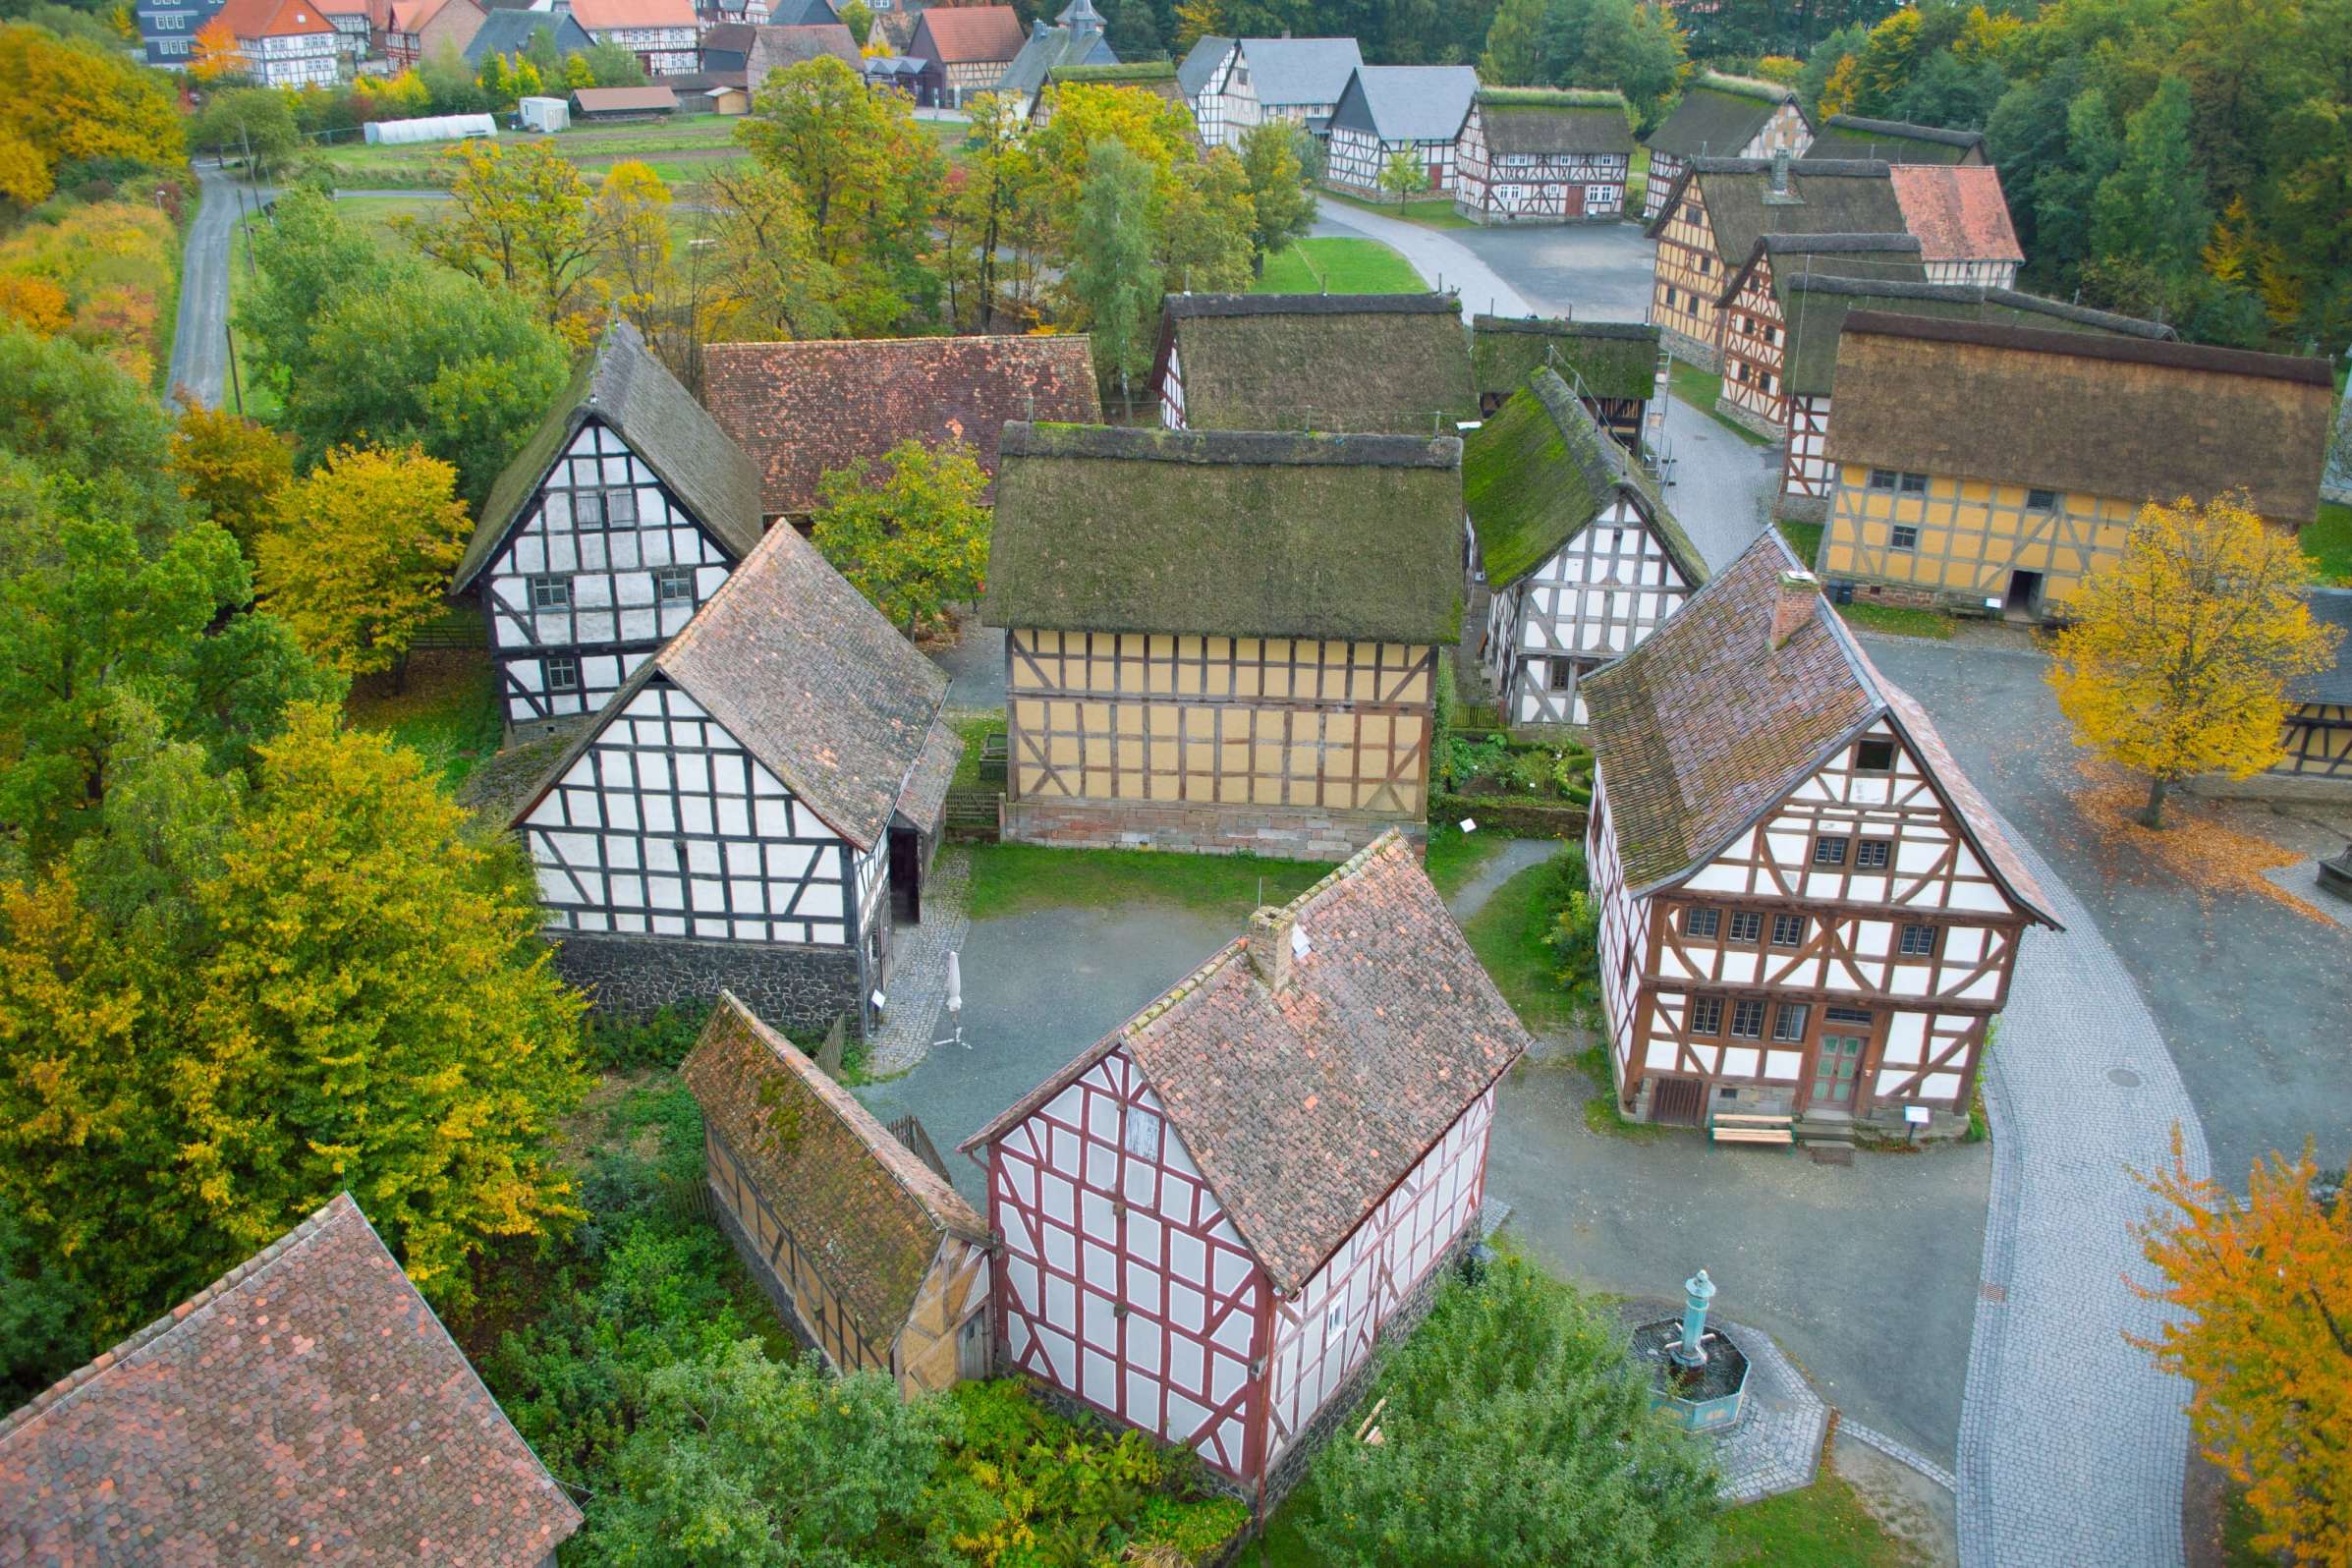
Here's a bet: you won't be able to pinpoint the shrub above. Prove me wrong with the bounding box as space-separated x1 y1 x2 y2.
585 1002 713 1070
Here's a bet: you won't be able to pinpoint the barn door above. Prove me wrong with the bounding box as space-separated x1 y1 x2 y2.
1651 1076 1705 1126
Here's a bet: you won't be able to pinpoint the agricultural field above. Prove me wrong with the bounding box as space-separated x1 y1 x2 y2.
317 114 755 191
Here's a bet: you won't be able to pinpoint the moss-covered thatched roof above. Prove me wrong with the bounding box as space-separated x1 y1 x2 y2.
1471 315 1657 404
1473 87 1634 157
1776 275 2169 398
1155 293 1477 434
1463 370 1706 589
1646 73 1803 159
984 423 1464 643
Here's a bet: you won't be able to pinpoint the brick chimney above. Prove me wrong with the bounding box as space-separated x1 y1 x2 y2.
1770 569 1820 647
1247 905 1302 991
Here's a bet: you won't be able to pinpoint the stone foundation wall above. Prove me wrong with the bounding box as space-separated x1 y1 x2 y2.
1003 799 1421 862
1823 577 1950 612
1658 323 1719 371
1774 490 1829 525
549 928 866 1038
1712 396 1786 444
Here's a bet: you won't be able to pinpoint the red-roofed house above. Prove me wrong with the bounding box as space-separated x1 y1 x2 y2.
0 1195 581 1565
315 0 370 60
909 3 1024 106
384 0 483 65
1887 164 2022 287
570 0 700 74
959 832 1531 1498
207 0 340 85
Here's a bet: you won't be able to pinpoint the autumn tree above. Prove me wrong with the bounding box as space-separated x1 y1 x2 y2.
1065 139 1161 403
170 404 294 555
0 323 183 538
810 438 989 638
409 139 605 343
0 21 186 178
1377 147 1430 209
838 0 872 43
239 187 407 404
2046 495 2340 827
593 160 677 337
256 445 472 681
190 85 301 166
702 164 845 343
583 36 649 85
2085 77 2212 320
189 17 244 84
2132 1134 2352 1566
939 94 1042 331
1238 120 1316 268
0 129 52 209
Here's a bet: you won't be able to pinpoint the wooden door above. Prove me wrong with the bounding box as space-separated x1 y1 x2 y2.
1812 1033 1866 1110
1563 182 1585 218
1651 1076 1705 1126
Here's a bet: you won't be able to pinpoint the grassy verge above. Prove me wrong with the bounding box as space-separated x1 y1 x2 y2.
152 187 191 397
2309 499 2351 585
223 213 282 422
1627 145 1651 212
963 842 1327 922
1668 360 1775 447
1458 852 1578 1030
946 710 1004 791
1575 1042 1670 1141
1776 519 1823 571
1421 818 1507 897
1841 602 1955 640
1318 187 1474 230
1716 1470 1929 1566
345 644 504 792
1255 236 1427 295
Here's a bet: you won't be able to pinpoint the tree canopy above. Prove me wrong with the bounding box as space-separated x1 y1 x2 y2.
255 444 473 679
810 439 992 637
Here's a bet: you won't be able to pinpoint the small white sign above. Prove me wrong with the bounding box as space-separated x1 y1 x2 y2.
1290 923 1313 960
1459 817 1478 834
870 990 887 1011
1904 1104 1932 1125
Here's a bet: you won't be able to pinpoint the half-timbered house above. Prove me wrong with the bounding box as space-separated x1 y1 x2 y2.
2278 589 2352 779
958 831 1530 1499
0 1195 582 1565
1811 114 1988 164
1470 314 1662 445
984 424 1459 858
909 4 1024 106
1820 313 2334 619
209 0 341 86
703 335 1101 525
1464 369 1707 726
1584 533 2062 1135
457 320 763 736
509 521 959 1037
383 0 481 64
1713 232 1924 441
1190 35 1364 149
1322 65 1479 196
1150 293 1476 434
685 993 991 1394
1639 72 1812 223
1176 29 1232 113
1451 87 1635 225
1886 164 2022 286
570 0 699 73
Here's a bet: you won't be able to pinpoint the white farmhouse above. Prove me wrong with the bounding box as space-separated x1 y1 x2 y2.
208 0 340 86
1191 35 1362 149
1321 64 1478 196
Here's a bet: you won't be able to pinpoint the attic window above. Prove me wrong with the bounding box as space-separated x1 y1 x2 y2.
1123 1108 1161 1160
1290 923 1312 961
1854 738 1896 772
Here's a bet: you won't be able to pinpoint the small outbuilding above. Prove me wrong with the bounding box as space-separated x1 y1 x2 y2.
2277 588 2352 779
517 94 570 132
571 84 681 120
1470 313 1660 444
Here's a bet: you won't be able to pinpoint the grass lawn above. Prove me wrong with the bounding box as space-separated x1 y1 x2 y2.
1777 519 1824 570
1457 853 1576 1033
1627 145 1651 212
345 644 504 792
946 709 1005 792
1668 360 1775 447
2308 499 2352 585
1716 1471 1929 1566
1318 187 1473 230
1421 818 1507 897
963 842 1327 922
1842 602 1956 640
1254 236 1427 295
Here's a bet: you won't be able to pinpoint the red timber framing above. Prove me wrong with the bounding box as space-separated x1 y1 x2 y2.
1783 393 1834 505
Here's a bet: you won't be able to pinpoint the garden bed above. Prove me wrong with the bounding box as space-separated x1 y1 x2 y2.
1431 729 1593 837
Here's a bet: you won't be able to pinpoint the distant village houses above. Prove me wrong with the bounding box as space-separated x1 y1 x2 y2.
992 0 1116 118
908 3 1025 107
1639 73 1813 223
1322 64 1480 196
1190 35 1364 149
568 0 700 76
206 0 342 87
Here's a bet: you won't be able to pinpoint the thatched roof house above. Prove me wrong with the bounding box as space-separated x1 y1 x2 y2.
1149 293 1477 435
1814 114 1987 164
1471 315 1657 411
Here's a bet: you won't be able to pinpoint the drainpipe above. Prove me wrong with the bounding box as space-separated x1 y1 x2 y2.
1671 1268 1715 1368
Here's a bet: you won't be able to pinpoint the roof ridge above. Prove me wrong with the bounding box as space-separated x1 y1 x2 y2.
999 421 1462 469
1841 308 2324 382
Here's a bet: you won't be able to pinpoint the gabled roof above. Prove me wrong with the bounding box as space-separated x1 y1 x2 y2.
684 995 984 1347
913 2 1024 62
1827 311 2333 522
1582 532 2059 925
1176 31 1231 98
572 84 680 111
1471 313 1658 403
567 0 695 26
985 422 1463 644
768 0 839 24
1222 35 1364 106
699 18 755 56
388 0 476 34
463 4 590 60
1152 292 1474 434
1471 85 1635 157
1886 163 2021 263
1327 64 1479 143
961 832 1530 1298
457 319 762 589
0 1195 581 1565
701 335 1101 518
1646 72 1804 160
2296 588 2352 705
996 11 1116 97
213 0 336 37
1716 231 1923 308
1466 369 1704 589
1773 275 2166 399
1649 157 1906 266
1815 113 1987 163
744 20 861 87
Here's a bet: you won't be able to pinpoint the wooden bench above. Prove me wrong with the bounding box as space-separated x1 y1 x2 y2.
1709 1112 1796 1148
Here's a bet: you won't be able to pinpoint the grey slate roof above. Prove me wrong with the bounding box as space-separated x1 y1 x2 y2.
768 0 838 24
1646 73 1804 160
2298 588 2352 705
995 7 1115 97
463 5 589 62
1327 64 1478 142
1225 36 1364 106
457 319 762 590
1176 32 1230 98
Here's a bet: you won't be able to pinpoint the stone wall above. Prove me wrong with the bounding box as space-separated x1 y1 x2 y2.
1003 799 1421 862
1774 491 1829 525
1658 323 1720 371
549 929 866 1038
1712 395 1786 444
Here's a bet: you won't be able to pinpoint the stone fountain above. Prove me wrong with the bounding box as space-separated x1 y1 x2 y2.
1631 1268 1751 1432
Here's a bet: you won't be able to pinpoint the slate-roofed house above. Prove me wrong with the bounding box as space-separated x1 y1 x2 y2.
1820 313 2334 619
701 335 1101 525
137 0 224 67
2277 589 2352 778
209 0 341 86
568 0 699 74
1029 59 1194 134
1713 231 1925 441
385 0 482 63
1466 369 1706 727
986 424 1460 858
1192 35 1365 148
993 0 1115 117
510 521 958 1036
1323 65 1480 195
1470 313 1661 446
1150 293 1476 435
741 19 862 89
457 320 761 734
0 1195 582 1565
463 4 592 64
1640 72 1813 222
1451 86 1635 225
1886 164 2021 285
767 0 840 25
909 3 1025 106
1812 114 1988 165
685 993 991 1392
1175 29 1231 103
1584 532 2060 1135
959 831 1530 1496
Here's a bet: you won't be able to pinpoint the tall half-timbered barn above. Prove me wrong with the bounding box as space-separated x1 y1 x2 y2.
1639 72 1812 223
1321 65 1478 196
958 832 1530 1500
1470 314 1662 444
1464 370 1706 726
2278 589 2352 778
509 522 959 1037
1452 87 1634 224
1189 35 1363 149
984 424 1459 859
685 993 991 1395
1583 534 2062 1136
457 320 763 737
1149 293 1477 435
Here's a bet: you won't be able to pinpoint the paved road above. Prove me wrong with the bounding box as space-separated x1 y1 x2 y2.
167 163 246 409
1447 219 1658 323
1311 199 1535 319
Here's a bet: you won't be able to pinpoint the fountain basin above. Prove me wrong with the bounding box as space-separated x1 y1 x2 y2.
1630 1320 1751 1432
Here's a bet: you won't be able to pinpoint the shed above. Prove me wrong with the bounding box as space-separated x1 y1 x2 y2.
517 94 570 132
571 84 681 118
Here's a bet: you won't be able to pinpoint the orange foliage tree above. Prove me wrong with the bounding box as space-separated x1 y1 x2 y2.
0 23 186 174
0 273 70 337
171 404 295 553
189 18 244 84
2133 1133 2352 1565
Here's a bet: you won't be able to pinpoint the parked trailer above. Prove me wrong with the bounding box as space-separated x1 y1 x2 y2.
517 96 570 133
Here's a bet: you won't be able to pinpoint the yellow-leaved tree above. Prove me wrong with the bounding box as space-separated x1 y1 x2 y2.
189 17 244 84
2132 1134 2352 1566
405 139 604 345
256 444 471 681
2045 495 2339 827
170 404 294 555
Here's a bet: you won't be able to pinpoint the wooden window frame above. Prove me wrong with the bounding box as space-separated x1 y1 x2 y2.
654 565 696 605
1812 834 1850 867
544 652 581 693
2026 487 2058 511
1771 1002 1809 1042
1769 913 1806 947
1889 523 1920 551
1729 998 1765 1039
1898 472 1928 494
1853 738 1897 772
1727 910 1764 943
530 574 572 611
1688 995 1724 1036
1868 468 1897 490
1898 923 1939 958
1854 838 1892 869
1547 657 1574 692
1683 906 1720 939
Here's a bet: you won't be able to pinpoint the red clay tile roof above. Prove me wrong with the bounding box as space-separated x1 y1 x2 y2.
568 0 694 28
914 2 1024 61
0 1195 581 1566
962 832 1531 1296
1582 532 2059 924
213 0 336 36
1886 163 2021 263
701 336 1101 517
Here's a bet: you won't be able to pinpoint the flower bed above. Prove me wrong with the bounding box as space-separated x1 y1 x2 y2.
1430 731 1593 837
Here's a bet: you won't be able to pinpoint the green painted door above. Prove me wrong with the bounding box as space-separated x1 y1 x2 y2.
1813 1034 1865 1109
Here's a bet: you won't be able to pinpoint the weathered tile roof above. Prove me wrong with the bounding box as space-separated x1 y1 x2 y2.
984 422 1463 644
1582 531 2058 924
1471 313 1657 404
1827 312 2334 522
1886 164 2021 263
1465 368 1704 589
214 0 336 37
572 84 680 112
701 336 1101 518
1327 64 1479 143
1719 231 1923 311
1153 292 1476 434
1645 73 1804 160
1774 275 2166 398
458 318 762 589
1175 32 1230 98
684 995 984 1348
1472 86 1635 157
0 1195 581 1565
1815 113 1987 163
744 21 861 87
568 0 694 27
1652 157 1907 269
914 3 1024 63
2297 588 2352 705
961 832 1529 1297
1223 36 1363 105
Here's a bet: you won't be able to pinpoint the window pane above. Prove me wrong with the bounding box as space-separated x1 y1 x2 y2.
1771 914 1805 946
1730 1000 1764 1038
1813 836 1849 867
1856 840 1891 869
1854 739 1896 771
1772 1003 1809 1041
1729 911 1762 942
1890 524 1919 550
1689 997 1722 1035
1685 908 1719 938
